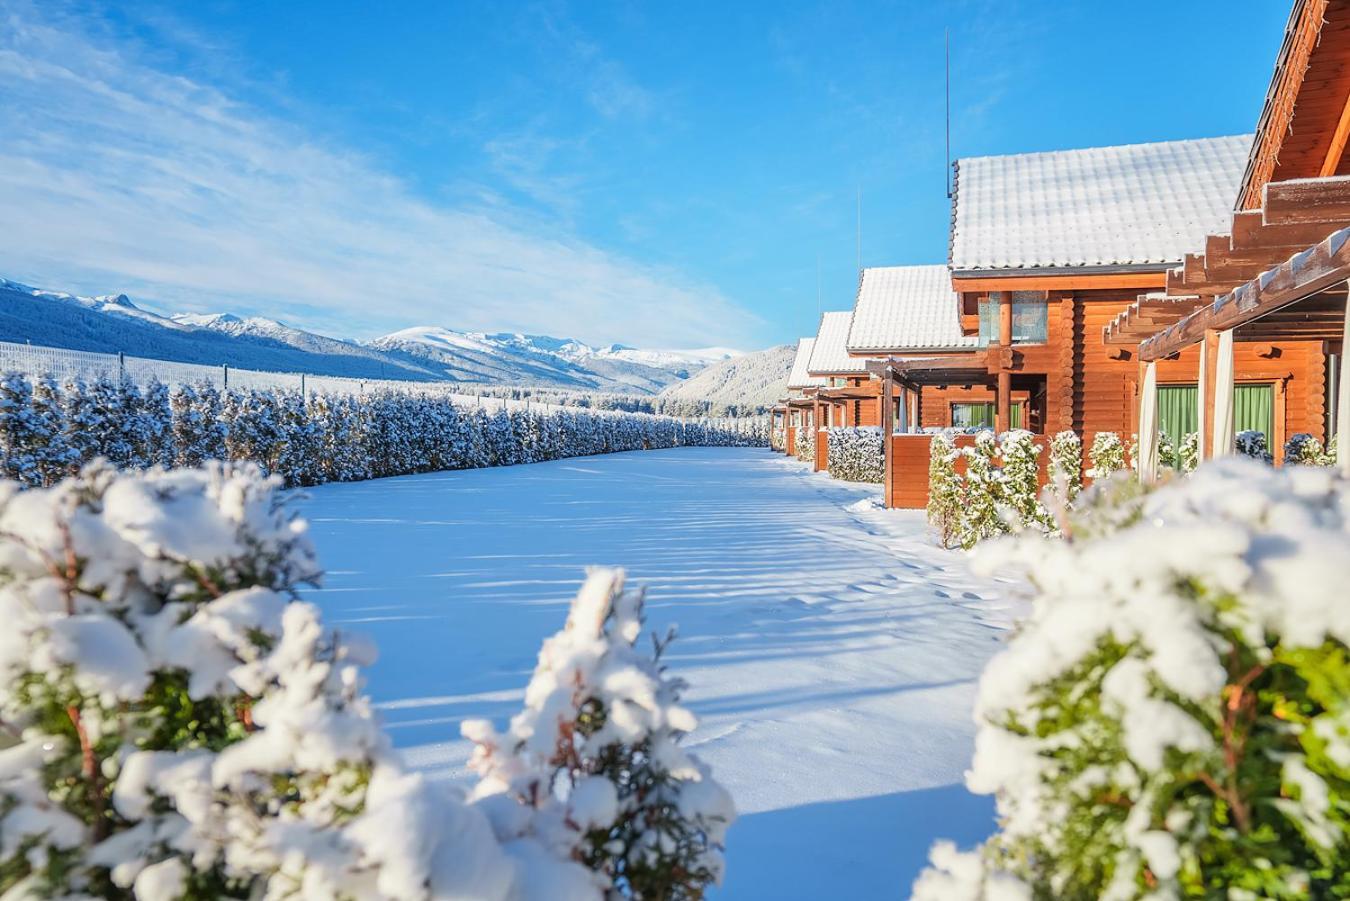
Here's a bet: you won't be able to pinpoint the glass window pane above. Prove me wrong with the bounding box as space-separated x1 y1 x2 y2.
1011 292 1047 344
1235 384 1274 440
1157 385 1198 440
978 294 999 347
953 402 994 428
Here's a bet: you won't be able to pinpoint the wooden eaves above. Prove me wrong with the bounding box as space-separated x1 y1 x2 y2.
1139 225 1350 361
1105 176 1350 345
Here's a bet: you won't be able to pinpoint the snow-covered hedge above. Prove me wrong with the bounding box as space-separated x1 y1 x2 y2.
0 372 768 490
794 425 815 462
825 427 882 483
0 464 732 900
912 459 1350 899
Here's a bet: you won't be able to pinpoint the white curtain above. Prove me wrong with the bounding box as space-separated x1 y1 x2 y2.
1339 297 1350 475
1211 329 1236 457
896 387 909 434
1196 337 1208 461
1138 361 1159 482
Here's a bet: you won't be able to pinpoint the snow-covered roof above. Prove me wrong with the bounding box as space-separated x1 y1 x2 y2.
950 135 1252 273
807 312 867 375
787 338 826 389
846 264 976 353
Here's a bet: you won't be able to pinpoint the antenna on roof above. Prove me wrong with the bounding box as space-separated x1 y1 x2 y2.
945 27 952 200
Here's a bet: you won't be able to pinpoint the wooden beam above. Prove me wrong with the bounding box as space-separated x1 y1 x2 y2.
1321 86 1350 177
1141 227 1350 361
1264 177 1350 224
951 272 1165 293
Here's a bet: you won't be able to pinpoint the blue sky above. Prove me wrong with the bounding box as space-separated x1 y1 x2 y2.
0 1 1287 349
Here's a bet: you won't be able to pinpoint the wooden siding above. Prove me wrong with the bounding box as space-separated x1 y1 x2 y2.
887 433 1051 510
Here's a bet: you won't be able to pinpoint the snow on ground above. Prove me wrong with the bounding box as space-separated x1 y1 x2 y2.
299 447 1022 899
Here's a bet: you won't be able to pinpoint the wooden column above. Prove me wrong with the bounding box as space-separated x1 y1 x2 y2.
996 292 1013 431
1339 289 1350 475
881 368 894 508
1138 361 1159 482
1204 328 1225 461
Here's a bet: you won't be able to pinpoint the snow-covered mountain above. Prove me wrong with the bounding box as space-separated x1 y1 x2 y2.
368 327 729 394
0 277 746 395
657 344 794 411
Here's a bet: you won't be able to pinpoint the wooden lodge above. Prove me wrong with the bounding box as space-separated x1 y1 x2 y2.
1123 0 1350 475
782 337 824 457
777 0 1349 504
803 311 877 471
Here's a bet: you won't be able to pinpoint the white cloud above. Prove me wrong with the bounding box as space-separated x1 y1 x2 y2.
0 3 762 348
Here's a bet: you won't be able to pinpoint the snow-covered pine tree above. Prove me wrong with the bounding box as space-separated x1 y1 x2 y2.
464 569 735 900
998 430 1049 534
926 432 964 549
957 431 1005 549
30 374 75 486
113 377 152 470
1178 431 1200 473
1085 431 1125 481
0 372 50 486
60 376 101 471
1046 429 1082 504
139 377 174 469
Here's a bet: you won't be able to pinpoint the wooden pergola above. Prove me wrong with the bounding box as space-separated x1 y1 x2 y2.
1132 224 1350 476
1104 178 1350 346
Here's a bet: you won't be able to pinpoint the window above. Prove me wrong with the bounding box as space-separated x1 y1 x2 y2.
830 377 848 387
1011 292 1048 344
977 292 1048 346
1235 384 1274 441
952 402 995 429
1158 385 1199 441
1155 383 1273 442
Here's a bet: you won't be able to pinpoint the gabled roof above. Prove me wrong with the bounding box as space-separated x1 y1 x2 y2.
846 264 976 353
807 311 867 375
787 338 826 389
950 135 1252 273
1238 0 1350 209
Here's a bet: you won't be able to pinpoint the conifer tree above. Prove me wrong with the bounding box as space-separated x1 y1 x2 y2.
0 372 48 486
31 374 75 485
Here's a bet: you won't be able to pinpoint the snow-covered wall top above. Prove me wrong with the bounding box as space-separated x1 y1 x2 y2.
950 134 1252 272
846 264 976 353
807 311 867 375
787 338 826 389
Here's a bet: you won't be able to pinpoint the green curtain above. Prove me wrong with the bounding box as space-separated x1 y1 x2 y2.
954 402 995 428
1235 384 1274 439
1009 403 1023 429
1157 385 1198 440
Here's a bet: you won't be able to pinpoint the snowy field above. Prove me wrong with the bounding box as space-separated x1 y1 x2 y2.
299 447 1021 899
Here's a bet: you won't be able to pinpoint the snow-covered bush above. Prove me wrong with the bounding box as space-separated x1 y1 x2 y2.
1285 432 1334 467
1045 430 1081 504
1086 431 1126 481
957 432 1006 549
912 459 1350 899
927 433 964 549
464 569 734 900
794 424 815 462
0 465 733 900
997 430 1050 535
825 427 883 483
1176 431 1200 473
1236 429 1274 463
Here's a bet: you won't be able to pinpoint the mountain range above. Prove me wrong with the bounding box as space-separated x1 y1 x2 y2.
0 278 747 395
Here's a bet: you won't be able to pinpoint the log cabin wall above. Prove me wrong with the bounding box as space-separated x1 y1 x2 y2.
1076 291 1328 455
944 286 1329 459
